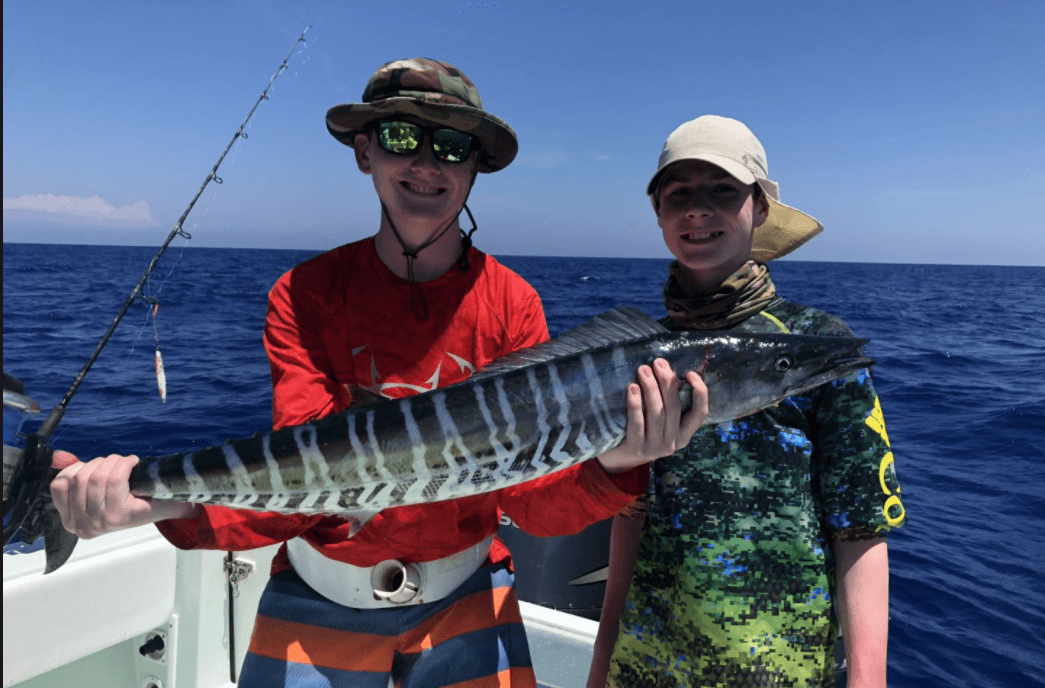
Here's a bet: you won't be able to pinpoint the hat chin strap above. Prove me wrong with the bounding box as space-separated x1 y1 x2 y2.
381 198 478 320
456 203 478 271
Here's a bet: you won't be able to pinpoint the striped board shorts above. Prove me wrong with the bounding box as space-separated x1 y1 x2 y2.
238 561 537 688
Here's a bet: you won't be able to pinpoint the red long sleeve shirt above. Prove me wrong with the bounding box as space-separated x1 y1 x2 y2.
156 239 646 571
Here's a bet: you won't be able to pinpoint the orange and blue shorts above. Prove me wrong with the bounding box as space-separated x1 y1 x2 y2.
238 561 537 687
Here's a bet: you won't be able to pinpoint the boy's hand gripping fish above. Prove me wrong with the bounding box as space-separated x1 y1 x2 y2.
6 307 873 574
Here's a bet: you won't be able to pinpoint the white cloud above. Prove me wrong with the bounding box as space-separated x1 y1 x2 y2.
3 194 158 225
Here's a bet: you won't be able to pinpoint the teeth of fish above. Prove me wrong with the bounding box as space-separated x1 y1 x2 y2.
118 306 870 519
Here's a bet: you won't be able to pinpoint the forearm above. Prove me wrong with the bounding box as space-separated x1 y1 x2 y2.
588 511 644 688
50 451 202 539
835 536 890 688
501 460 647 537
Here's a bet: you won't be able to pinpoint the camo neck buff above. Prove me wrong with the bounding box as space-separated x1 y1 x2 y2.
663 260 777 330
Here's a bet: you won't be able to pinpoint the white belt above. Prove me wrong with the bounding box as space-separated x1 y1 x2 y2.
286 535 494 609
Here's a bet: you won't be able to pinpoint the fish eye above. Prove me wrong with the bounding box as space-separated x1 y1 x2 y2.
774 356 794 372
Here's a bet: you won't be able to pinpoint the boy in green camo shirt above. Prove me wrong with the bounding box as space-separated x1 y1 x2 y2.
588 116 906 688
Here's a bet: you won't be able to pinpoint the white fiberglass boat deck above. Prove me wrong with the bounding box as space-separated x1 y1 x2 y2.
3 526 596 688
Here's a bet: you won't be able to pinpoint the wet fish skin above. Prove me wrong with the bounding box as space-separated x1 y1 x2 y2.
11 307 873 573
124 307 872 515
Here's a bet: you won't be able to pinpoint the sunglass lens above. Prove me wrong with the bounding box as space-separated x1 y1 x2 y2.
376 122 474 163
378 122 422 154
432 129 474 163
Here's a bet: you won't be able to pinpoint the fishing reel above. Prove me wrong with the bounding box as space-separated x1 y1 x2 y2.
4 373 39 515
3 373 58 551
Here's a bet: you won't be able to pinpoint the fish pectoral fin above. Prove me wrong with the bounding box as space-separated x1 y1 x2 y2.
346 386 392 408
342 509 380 538
569 565 609 586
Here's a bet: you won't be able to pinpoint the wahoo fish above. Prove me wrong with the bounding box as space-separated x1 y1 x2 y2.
7 307 873 573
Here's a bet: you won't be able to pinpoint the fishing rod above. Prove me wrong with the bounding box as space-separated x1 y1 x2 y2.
3 26 310 546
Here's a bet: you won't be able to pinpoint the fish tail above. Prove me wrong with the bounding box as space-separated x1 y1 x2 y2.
3 434 79 573
42 505 79 573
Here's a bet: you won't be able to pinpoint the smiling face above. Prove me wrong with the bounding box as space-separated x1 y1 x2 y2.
654 159 770 294
354 118 479 249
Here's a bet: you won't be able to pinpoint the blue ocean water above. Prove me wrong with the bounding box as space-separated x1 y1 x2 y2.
3 242 1044 688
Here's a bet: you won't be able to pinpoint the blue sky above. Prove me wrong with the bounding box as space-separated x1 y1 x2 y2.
3 0 1043 265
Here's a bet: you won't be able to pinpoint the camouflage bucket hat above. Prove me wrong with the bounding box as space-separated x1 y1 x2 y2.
326 58 518 173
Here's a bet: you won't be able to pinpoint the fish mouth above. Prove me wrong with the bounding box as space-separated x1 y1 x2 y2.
785 345 875 398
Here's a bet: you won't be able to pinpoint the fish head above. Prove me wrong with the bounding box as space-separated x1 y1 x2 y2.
670 332 874 423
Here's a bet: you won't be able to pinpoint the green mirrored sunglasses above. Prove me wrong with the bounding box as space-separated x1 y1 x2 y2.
374 121 477 164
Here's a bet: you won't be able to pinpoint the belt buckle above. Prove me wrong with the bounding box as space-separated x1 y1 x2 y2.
370 559 422 604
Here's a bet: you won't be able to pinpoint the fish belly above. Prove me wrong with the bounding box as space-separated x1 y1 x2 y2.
131 344 643 514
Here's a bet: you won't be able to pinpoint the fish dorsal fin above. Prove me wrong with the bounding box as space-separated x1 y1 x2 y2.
468 307 668 380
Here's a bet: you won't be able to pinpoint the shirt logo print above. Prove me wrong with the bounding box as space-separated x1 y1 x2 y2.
866 395 904 526
345 346 477 396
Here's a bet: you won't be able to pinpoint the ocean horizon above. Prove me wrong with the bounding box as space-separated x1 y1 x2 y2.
4 242 1044 688
2 239 1040 269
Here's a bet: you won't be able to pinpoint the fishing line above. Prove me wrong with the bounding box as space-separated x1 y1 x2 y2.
126 235 188 380
2 26 311 545
31 26 310 440
124 45 273 372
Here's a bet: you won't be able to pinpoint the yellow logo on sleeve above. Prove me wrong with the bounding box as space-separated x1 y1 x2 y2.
866 396 905 526
865 396 891 447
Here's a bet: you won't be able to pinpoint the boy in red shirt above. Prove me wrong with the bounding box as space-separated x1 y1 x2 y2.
50 59 707 687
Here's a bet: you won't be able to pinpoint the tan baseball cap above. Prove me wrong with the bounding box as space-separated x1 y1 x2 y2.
647 115 824 261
